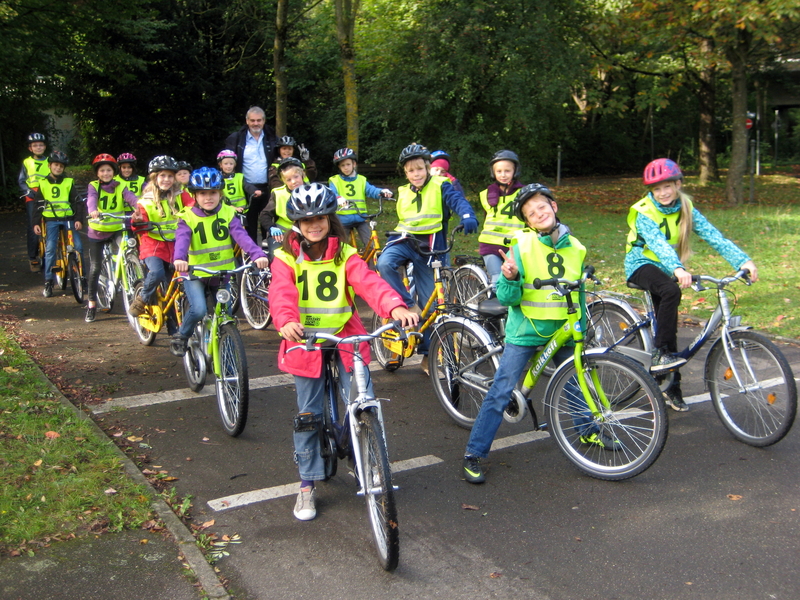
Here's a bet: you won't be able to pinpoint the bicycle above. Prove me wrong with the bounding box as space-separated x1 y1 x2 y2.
585 269 797 447
36 202 86 304
239 260 272 330
181 263 253 437
288 320 410 571
131 269 185 346
90 213 145 328
341 195 387 268
428 267 668 481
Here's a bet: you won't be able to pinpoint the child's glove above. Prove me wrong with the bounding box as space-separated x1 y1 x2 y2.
380 189 393 198
298 144 310 162
460 216 479 234
270 227 283 238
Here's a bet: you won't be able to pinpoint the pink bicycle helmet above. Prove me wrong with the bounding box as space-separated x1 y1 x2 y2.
643 158 683 185
117 152 137 165
216 149 237 162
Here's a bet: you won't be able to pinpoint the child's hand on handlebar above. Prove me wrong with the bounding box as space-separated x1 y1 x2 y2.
390 306 419 329
254 257 270 269
280 321 305 342
174 260 189 273
674 267 693 288
740 260 758 283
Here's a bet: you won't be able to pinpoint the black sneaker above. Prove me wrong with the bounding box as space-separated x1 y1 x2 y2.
170 335 188 357
85 305 96 323
43 281 53 298
650 347 687 373
663 386 689 412
462 455 486 484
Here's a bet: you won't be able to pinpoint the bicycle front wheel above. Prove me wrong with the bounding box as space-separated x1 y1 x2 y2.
68 252 85 304
358 409 399 572
54 240 67 290
132 281 157 346
96 259 115 312
706 330 797 447
183 322 207 393
240 268 272 330
546 352 667 481
369 312 402 371
216 323 249 437
428 319 500 429
122 254 145 330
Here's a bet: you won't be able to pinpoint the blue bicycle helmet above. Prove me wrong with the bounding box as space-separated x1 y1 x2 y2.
188 167 223 191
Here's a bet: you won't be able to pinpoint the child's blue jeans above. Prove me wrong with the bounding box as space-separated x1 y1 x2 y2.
43 221 84 282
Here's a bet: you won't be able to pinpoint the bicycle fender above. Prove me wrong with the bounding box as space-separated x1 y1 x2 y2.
702 327 753 391
433 315 500 347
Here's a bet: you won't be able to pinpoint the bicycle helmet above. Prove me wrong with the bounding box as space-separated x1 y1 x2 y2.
398 143 430 166
513 183 555 222
490 149 521 180
333 147 357 164
148 155 178 174
431 150 450 161
116 152 137 165
277 135 296 148
216 149 237 163
92 153 118 174
277 156 304 172
28 133 46 143
48 151 69 166
287 183 337 221
188 167 223 191
175 160 192 172
643 158 682 185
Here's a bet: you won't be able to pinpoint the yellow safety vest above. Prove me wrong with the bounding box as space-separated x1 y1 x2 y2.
478 188 524 245
178 204 238 275
223 173 247 208
39 178 75 219
138 194 180 242
89 181 127 232
23 157 49 190
330 174 368 215
396 176 447 234
273 186 292 230
625 194 693 263
274 245 358 336
516 230 586 321
116 175 146 198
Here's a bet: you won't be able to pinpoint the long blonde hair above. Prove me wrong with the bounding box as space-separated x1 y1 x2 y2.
145 171 184 219
676 189 693 264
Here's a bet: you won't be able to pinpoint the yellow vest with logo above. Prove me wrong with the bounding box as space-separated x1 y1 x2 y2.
625 195 692 263
516 230 586 321
273 186 292 230
23 157 49 190
40 178 75 219
478 188 524 245
274 245 358 336
138 194 180 242
116 175 146 198
223 173 247 208
179 204 238 275
396 176 446 234
330 174 368 215
89 181 127 232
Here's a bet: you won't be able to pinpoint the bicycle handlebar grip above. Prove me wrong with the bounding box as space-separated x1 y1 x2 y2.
533 277 558 289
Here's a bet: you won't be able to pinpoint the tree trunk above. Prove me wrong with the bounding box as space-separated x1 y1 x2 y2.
697 38 718 184
335 0 359 153
725 34 750 205
274 0 288 137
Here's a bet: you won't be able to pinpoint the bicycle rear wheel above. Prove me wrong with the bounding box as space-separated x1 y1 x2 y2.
240 268 272 330
216 323 249 437
96 259 115 312
451 264 491 310
546 352 667 481
706 330 797 447
68 252 85 304
358 409 399 571
369 312 402 371
585 299 647 351
54 240 67 290
428 319 500 429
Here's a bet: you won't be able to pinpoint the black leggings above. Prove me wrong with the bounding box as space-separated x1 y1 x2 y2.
86 233 122 302
627 263 681 352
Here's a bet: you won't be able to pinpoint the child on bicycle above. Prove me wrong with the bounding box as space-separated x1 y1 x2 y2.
462 183 607 484
115 153 146 198
625 158 758 411
128 156 194 322
19 133 49 271
85 154 140 323
171 167 269 357
217 149 259 213
478 150 525 288
376 144 478 375
267 136 317 190
328 147 392 246
270 182 418 521
32 151 85 298
258 157 307 261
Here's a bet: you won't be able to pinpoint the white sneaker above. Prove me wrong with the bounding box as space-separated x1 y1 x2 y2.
293 487 316 521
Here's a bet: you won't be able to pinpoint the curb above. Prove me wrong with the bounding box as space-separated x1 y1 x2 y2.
13 337 230 600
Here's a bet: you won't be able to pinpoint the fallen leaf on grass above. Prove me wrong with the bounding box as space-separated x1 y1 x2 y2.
127 436 143 442
33 459 43 467
139 539 149 544
104 488 118 495
3 366 19 373
45 431 60 439
461 503 479 511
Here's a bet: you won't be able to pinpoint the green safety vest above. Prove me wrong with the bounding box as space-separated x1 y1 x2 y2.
23 157 49 190
274 245 358 336
137 195 180 242
116 175 146 198
39 178 75 219
223 173 247 208
625 194 693 263
178 204 238 275
89 181 127 232
396 176 447 234
330 174 368 215
478 188 524 245
273 186 292 230
516 230 586 321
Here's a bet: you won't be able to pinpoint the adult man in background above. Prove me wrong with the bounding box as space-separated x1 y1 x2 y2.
225 106 278 242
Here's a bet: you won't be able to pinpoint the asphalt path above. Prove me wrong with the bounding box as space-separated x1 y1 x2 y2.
2 211 799 600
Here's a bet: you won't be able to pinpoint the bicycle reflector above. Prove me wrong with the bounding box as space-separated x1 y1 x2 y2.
216 289 232 304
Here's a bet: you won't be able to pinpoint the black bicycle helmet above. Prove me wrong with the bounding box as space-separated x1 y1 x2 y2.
277 156 304 172
489 149 521 180
287 183 337 221
277 135 296 148
175 160 192 172
188 167 223 191
513 183 555 222
48 151 69 166
28 133 46 143
148 155 178 174
333 147 357 164
398 144 430 166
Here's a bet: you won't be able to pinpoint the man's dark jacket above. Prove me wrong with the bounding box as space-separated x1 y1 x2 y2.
224 125 279 181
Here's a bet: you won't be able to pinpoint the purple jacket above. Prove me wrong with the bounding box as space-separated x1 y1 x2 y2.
173 203 266 264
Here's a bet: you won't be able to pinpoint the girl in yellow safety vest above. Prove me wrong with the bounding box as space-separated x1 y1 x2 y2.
270 182 418 521
217 149 259 213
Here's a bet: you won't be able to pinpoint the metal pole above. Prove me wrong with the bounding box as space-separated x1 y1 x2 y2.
749 138 756 203
556 144 562 187
774 109 779 165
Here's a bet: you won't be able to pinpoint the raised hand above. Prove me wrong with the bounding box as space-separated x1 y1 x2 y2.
498 248 518 280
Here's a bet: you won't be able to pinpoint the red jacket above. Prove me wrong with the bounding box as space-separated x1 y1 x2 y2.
136 191 195 263
271 235 406 378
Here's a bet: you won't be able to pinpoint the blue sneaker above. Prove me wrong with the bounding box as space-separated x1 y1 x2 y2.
462 455 486 484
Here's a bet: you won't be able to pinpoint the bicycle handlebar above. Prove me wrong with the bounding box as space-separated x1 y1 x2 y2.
690 269 751 290
340 195 387 220
384 225 464 257
288 320 422 353
533 265 597 294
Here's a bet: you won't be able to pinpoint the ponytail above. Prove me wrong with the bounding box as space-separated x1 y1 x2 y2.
676 190 693 264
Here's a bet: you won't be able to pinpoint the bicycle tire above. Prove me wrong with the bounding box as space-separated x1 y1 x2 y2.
585 299 648 351
358 409 399 571
706 330 797 447
68 252 85 304
369 312 402 371
54 240 67 290
183 322 207 393
240 268 272 330
132 281 157 346
216 323 249 437
428 319 501 429
96 258 115 312
546 352 667 481
451 264 491 310
122 254 144 330
321 357 341 480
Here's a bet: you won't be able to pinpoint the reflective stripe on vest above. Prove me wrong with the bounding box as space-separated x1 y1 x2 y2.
478 188 524 244
40 178 75 218
625 194 692 263
223 173 247 208
138 196 180 242
396 176 446 234
89 181 127 232
24 157 48 190
273 186 292 230
330 174 368 215
516 231 586 321
274 245 358 336
179 204 237 275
